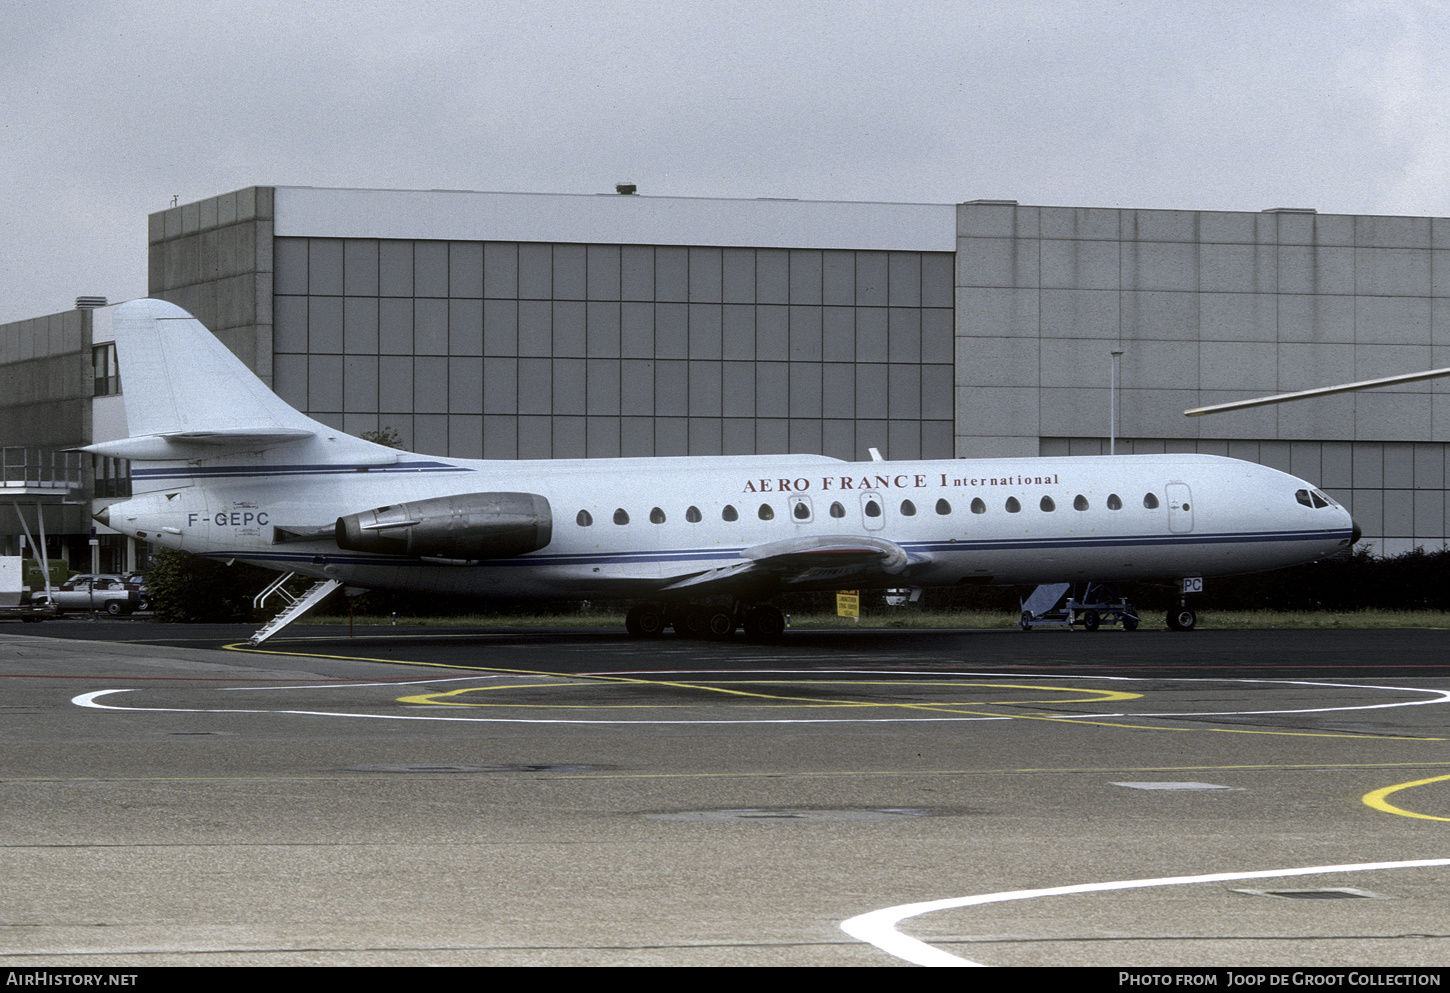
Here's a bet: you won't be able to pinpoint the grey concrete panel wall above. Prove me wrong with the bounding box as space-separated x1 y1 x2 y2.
273 235 954 462
149 187 275 384
958 202 1450 552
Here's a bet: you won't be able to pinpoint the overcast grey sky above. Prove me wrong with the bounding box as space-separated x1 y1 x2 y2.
2 0 1447 324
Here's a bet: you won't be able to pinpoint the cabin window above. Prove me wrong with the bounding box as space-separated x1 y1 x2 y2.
613 508 629 525
971 497 986 514
686 505 702 522
830 501 846 518
935 498 951 515
1073 494 1089 511
1107 493 1122 510
900 500 917 516
792 500 811 520
1005 497 1021 513
1040 496 1055 512
576 509 593 527
864 499 882 518
1143 493 1159 509
758 503 775 520
722 505 739 522
650 507 666 524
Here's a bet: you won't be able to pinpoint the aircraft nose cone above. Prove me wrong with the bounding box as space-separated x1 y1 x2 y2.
92 506 109 528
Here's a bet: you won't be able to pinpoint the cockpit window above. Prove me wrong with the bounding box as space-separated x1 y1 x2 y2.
1312 490 1331 508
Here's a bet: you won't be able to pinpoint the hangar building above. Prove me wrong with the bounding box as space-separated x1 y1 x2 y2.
4 185 1449 571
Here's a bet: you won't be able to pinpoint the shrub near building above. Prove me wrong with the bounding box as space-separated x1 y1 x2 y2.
145 547 276 623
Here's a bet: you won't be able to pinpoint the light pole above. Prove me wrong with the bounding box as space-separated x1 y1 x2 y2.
1110 348 1124 456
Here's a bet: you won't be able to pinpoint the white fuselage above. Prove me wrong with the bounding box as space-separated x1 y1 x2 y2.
104 450 1356 600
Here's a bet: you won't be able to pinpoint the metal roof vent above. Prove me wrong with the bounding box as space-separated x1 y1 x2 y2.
75 296 107 309
615 183 637 195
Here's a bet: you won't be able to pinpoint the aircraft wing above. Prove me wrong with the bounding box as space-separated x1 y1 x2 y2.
659 535 921 595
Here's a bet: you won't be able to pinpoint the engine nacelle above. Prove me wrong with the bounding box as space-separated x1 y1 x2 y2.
335 492 552 560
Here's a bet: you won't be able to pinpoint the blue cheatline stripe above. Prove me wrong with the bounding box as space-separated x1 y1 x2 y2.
201 527 1351 570
131 461 468 480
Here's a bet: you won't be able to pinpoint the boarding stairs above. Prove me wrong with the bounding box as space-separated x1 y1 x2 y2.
248 573 342 645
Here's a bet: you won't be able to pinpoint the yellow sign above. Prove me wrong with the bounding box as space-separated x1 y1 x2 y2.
836 590 859 617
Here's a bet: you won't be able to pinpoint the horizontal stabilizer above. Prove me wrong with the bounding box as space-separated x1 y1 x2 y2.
80 429 316 461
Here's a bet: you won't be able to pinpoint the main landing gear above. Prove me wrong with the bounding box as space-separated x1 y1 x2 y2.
625 601 785 641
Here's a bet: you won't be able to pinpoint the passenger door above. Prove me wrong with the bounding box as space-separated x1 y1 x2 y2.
860 491 885 531
1165 482 1194 533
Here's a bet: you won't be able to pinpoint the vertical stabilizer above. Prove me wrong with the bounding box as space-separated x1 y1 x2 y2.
111 298 319 439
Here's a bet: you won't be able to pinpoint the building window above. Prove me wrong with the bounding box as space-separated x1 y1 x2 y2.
92 343 120 397
93 456 131 498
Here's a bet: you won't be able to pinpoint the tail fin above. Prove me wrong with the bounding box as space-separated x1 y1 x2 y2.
115 298 315 438
87 299 387 463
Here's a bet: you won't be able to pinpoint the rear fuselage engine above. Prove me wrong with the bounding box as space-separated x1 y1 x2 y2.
335 492 552 561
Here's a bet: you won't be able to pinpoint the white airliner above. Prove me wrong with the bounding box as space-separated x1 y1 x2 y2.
88 299 1357 639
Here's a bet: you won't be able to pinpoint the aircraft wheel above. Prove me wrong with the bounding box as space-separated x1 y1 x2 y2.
1167 608 1197 631
677 608 711 638
625 604 666 638
703 610 737 640
744 605 785 641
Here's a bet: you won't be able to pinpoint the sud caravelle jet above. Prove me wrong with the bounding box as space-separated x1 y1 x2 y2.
89 299 1358 640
